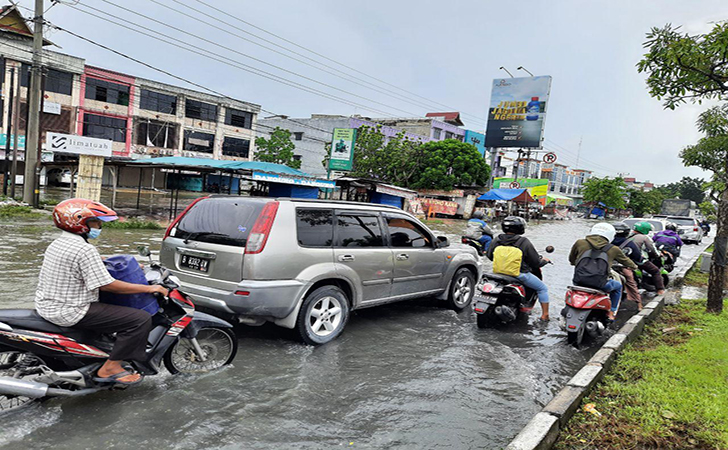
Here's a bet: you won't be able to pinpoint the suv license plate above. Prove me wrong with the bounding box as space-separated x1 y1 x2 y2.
180 255 210 272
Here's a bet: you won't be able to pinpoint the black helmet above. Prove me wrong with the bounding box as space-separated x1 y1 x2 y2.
613 222 630 238
472 210 485 220
502 216 526 235
665 222 677 232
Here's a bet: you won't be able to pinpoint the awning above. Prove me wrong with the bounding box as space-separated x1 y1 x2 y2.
129 156 308 177
478 188 535 203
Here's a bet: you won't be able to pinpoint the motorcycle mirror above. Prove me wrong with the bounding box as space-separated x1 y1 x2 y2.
545 246 554 253
137 245 151 257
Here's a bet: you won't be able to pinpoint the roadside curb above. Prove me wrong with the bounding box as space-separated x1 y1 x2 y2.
505 239 713 450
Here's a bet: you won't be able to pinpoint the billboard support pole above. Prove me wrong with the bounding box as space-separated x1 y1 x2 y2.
487 147 497 190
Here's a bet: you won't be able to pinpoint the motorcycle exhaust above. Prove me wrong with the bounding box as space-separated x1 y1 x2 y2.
585 320 605 337
494 305 517 322
0 376 48 398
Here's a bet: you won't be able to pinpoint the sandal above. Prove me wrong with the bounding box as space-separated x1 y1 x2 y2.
93 370 144 386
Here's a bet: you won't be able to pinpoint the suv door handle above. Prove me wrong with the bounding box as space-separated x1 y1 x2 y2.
396 253 409 260
338 255 355 262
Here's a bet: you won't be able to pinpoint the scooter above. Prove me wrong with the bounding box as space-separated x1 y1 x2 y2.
461 236 487 256
473 246 554 328
562 284 612 347
0 247 238 414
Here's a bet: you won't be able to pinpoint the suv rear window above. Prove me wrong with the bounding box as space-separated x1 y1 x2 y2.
335 213 384 247
297 209 333 247
172 197 269 247
668 217 696 226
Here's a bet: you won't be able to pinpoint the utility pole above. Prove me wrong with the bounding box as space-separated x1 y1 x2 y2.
23 0 43 206
3 66 14 197
10 67 21 198
486 147 497 190
575 136 582 170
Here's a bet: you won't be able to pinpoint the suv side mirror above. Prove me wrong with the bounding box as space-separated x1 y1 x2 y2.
437 236 450 248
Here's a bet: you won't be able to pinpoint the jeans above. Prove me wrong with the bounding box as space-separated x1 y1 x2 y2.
516 272 549 303
602 279 623 313
478 235 492 252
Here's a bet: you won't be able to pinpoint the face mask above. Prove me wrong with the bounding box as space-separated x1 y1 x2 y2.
87 228 102 240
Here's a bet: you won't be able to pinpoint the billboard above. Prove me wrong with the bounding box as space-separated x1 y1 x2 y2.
329 128 357 171
47 132 112 157
484 76 552 148
494 177 549 204
463 130 486 156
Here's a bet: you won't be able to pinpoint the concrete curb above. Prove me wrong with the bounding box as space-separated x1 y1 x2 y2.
504 240 712 450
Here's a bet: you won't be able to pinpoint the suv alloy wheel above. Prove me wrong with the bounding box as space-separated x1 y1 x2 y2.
447 268 475 311
296 285 350 345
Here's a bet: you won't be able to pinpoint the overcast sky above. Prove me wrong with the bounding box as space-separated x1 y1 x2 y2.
23 0 728 183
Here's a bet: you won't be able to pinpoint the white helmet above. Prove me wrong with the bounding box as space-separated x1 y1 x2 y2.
590 222 616 243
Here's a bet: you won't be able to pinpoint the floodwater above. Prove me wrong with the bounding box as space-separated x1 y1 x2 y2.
0 216 708 449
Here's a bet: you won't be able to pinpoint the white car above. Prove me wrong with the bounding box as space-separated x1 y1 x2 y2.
622 218 666 237
666 216 704 244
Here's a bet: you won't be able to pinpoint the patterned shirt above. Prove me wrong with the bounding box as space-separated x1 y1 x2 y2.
35 231 115 327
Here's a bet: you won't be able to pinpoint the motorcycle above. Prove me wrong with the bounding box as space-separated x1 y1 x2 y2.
634 251 671 292
473 246 554 328
461 236 487 256
0 247 238 414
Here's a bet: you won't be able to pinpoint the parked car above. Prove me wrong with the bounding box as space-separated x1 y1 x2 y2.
45 168 76 186
160 196 482 344
666 216 704 244
622 218 666 236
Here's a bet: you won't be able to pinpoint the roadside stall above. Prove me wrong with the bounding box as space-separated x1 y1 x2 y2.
477 188 537 219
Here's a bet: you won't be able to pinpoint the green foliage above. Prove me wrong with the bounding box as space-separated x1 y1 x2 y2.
637 22 728 110
254 127 301 169
409 140 490 190
582 176 627 209
699 200 716 217
628 188 666 217
660 176 707 203
681 105 728 186
0 205 45 219
104 218 163 230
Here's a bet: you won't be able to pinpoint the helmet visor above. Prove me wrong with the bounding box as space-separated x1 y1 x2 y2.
97 215 118 222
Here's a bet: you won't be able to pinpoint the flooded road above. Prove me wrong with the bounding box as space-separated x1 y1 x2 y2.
0 216 708 449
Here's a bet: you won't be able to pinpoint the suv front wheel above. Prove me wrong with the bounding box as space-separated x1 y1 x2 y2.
296 285 350 345
447 268 475 311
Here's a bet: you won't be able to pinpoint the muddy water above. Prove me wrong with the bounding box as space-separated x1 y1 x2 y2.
0 217 708 449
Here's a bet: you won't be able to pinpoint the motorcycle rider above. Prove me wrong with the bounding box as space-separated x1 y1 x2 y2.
486 216 551 321
612 222 644 310
35 199 168 386
465 210 495 252
627 221 666 295
652 222 683 259
569 223 637 320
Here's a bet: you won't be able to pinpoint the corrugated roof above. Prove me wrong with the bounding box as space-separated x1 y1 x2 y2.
130 156 309 177
425 112 464 126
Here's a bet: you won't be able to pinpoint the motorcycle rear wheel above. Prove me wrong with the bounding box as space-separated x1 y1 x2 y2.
0 351 44 415
164 328 238 374
567 326 585 348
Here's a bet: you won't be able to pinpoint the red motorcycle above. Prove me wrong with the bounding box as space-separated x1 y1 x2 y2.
562 286 612 347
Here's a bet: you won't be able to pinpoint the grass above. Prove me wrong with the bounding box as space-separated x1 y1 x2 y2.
555 298 728 450
0 204 46 219
684 245 718 288
104 218 163 230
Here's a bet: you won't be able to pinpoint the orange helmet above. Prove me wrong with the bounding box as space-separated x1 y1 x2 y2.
52 198 118 234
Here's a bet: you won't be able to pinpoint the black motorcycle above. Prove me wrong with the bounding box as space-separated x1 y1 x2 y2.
0 247 238 414
461 236 487 256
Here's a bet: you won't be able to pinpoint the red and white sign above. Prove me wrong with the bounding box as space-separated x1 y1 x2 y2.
543 152 557 163
419 197 459 216
509 181 521 189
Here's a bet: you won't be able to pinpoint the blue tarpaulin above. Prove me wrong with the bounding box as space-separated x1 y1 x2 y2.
268 183 319 199
478 188 534 203
370 192 404 208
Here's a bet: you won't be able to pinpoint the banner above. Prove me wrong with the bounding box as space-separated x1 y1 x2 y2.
252 171 336 189
329 128 357 171
47 132 112 157
463 130 486 156
419 197 459 216
484 76 552 148
494 177 549 203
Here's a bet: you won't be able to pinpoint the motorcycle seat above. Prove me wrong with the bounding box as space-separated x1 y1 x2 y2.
568 286 607 295
0 309 81 335
484 273 522 285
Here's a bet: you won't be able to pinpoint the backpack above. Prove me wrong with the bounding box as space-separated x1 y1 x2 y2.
493 237 524 277
572 242 613 289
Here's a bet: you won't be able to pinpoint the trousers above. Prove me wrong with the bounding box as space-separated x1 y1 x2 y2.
74 302 152 361
516 272 550 303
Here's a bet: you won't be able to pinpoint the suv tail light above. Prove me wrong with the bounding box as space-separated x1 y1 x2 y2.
245 201 279 254
163 196 209 240
693 227 699 232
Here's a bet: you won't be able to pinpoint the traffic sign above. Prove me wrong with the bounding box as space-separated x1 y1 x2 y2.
509 181 521 189
543 152 557 163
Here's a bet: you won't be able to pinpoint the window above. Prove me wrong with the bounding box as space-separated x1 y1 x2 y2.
42 69 74 96
183 130 215 153
139 89 177 115
386 216 431 248
335 214 384 248
82 113 127 142
85 77 130 106
173 197 269 247
297 209 333 247
445 131 454 139
221 136 250 158
185 99 218 121
136 120 178 148
432 128 442 139
20 63 30 87
224 107 252 128
292 154 302 162
293 132 303 141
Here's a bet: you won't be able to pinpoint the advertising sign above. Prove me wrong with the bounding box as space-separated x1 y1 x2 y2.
47 132 112 157
0 134 25 150
329 128 357 171
484 76 552 148
43 102 61 115
252 171 336 189
419 197 459 216
463 130 486 156
495 177 549 203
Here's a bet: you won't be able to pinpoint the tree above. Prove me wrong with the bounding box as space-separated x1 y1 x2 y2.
582 177 627 210
409 140 490 190
254 127 301 169
699 200 716 218
661 176 706 203
628 188 666 217
639 21 728 314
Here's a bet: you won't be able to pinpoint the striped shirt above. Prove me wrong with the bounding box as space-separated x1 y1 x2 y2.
35 231 115 326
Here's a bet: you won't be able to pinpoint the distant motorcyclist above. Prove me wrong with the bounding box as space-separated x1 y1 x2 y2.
465 210 495 252
486 216 550 321
626 221 665 296
700 219 711 236
612 222 643 310
652 222 683 259
569 223 637 320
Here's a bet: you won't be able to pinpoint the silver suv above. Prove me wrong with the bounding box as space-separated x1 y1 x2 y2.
160 196 481 344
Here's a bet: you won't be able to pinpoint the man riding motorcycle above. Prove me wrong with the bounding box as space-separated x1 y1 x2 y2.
612 222 644 310
486 216 550 321
626 221 665 296
35 199 168 386
465 210 495 252
652 222 683 259
569 223 637 321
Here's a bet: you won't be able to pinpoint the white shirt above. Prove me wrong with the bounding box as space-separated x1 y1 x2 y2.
35 231 115 327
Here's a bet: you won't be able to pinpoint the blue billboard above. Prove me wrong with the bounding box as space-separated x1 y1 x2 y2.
464 130 486 156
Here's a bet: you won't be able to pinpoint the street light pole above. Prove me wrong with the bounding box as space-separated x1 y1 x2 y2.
23 0 43 206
